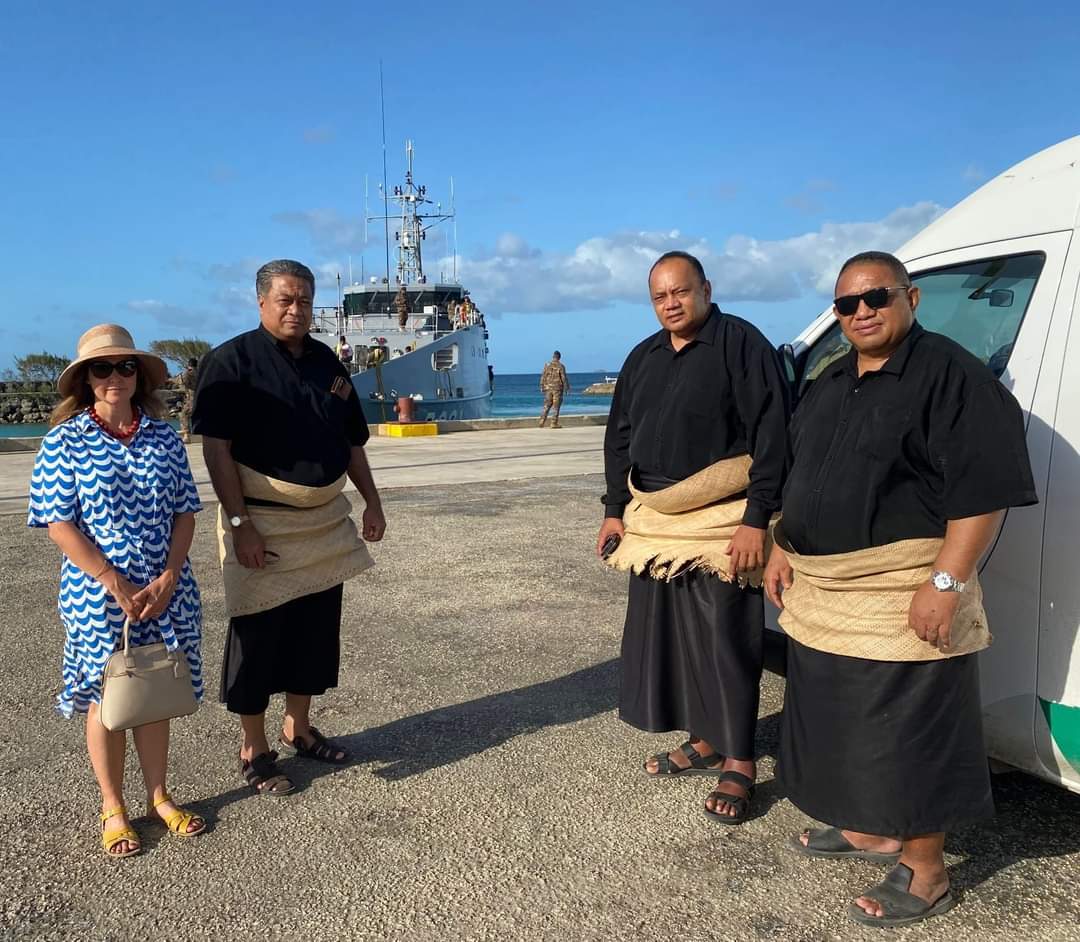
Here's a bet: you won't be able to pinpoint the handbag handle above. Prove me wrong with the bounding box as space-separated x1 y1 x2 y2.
122 618 135 670
120 618 185 678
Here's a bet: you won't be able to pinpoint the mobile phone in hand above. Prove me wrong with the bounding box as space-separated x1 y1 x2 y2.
601 534 622 559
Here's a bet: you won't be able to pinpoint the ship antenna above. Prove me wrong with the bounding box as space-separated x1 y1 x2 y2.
451 176 458 282
379 61 391 285
363 175 369 249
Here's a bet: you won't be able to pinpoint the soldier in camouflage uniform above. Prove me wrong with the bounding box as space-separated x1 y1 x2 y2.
538 351 570 428
395 286 409 330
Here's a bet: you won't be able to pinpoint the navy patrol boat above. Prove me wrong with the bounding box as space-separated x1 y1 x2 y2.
310 141 493 423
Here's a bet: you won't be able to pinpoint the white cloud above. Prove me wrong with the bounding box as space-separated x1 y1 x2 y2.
784 178 838 214
272 208 369 252
442 202 945 314
206 259 343 297
207 164 236 185
128 298 191 321
686 182 739 202
962 163 988 183
302 126 336 145
204 257 262 285
125 298 232 332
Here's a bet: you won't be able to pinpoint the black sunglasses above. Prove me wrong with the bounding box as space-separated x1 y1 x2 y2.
833 285 910 317
87 359 139 379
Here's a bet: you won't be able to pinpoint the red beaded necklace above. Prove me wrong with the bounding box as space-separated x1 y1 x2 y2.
88 405 141 441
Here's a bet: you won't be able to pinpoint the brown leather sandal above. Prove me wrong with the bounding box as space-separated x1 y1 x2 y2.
279 726 349 765
703 770 755 825
240 750 295 796
643 740 724 778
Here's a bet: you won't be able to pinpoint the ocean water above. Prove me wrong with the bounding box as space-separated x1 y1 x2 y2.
490 371 613 418
0 423 49 438
0 373 613 438
0 418 182 439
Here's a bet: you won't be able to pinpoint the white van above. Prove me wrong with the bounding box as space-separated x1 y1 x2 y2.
775 135 1080 795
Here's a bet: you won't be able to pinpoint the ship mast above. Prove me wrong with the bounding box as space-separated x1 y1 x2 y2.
369 140 455 286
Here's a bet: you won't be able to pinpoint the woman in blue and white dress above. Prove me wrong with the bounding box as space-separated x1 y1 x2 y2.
28 324 206 858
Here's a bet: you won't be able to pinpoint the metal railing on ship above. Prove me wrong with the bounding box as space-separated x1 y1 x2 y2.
310 306 483 341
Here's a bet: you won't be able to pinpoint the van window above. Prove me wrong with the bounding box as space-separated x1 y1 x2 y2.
799 252 1045 395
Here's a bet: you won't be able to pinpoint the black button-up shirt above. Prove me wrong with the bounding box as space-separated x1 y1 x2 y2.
782 322 1038 556
603 306 791 528
191 326 369 488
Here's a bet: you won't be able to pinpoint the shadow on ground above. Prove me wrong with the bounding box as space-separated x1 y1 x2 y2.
341 658 620 780
198 661 1080 913
947 772 1080 903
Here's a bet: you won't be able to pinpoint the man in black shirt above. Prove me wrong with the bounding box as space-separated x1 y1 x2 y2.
599 251 789 823
764 251 1037 927
193 259 386 796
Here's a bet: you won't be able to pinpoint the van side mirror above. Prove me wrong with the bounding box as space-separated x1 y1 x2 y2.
778 343 797 387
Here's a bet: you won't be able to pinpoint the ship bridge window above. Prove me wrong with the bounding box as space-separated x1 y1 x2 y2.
432 344 459 371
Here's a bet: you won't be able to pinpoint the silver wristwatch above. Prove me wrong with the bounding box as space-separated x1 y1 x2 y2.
931 570 966 593
228 514 250 529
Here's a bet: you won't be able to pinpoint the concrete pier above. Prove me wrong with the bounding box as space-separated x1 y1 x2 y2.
0 424 607 517
1 429 1078 940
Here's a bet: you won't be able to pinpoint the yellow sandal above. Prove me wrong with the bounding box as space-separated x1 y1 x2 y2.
148 792 206 838
100 807 141 858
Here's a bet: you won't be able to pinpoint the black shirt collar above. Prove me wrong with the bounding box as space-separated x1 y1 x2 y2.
648 304 721 353
258 323 316 358
838 321 925 378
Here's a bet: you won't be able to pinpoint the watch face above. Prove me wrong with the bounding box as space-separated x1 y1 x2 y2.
230 516 242 527
933 572 952 590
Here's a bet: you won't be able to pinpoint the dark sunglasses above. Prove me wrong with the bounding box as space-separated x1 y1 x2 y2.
87 359 139 379
833 285 910 317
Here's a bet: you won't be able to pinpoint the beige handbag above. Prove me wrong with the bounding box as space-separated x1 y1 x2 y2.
99 619 198 731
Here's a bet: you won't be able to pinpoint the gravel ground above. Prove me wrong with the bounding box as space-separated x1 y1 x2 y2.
0 475 1077 941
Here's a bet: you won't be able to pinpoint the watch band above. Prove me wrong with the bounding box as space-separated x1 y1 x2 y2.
931 569 966 593
228 514 250 528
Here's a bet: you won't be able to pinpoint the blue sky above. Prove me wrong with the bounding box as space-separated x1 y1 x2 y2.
2 1 1078 373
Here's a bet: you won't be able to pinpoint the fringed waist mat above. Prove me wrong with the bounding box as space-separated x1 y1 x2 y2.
603 455 771 585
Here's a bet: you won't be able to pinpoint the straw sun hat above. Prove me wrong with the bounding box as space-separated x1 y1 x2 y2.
57 324 168 398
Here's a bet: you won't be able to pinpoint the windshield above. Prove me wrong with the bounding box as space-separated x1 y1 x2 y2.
798 251 1045 395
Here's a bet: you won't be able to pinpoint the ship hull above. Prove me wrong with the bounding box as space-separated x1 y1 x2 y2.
360 392 492 424
344 324 494 424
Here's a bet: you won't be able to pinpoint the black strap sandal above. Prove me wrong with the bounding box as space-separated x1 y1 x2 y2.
790 827 902 864
848 864 957 928
240 750 295 797
279 726 349 765
643 740 724 778
703 770 755 825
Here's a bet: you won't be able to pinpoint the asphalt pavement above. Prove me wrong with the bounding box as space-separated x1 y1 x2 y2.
0 469 1078 941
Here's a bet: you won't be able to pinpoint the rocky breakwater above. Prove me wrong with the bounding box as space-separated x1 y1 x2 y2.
0 379 185 425
582 380 617 395
0 381 57 425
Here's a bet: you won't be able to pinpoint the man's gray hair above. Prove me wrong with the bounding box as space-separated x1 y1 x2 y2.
256 259 316 298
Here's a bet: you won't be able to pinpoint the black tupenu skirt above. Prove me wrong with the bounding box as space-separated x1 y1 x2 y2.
777 638 994 837
619 569 764 760
220 584 344 715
